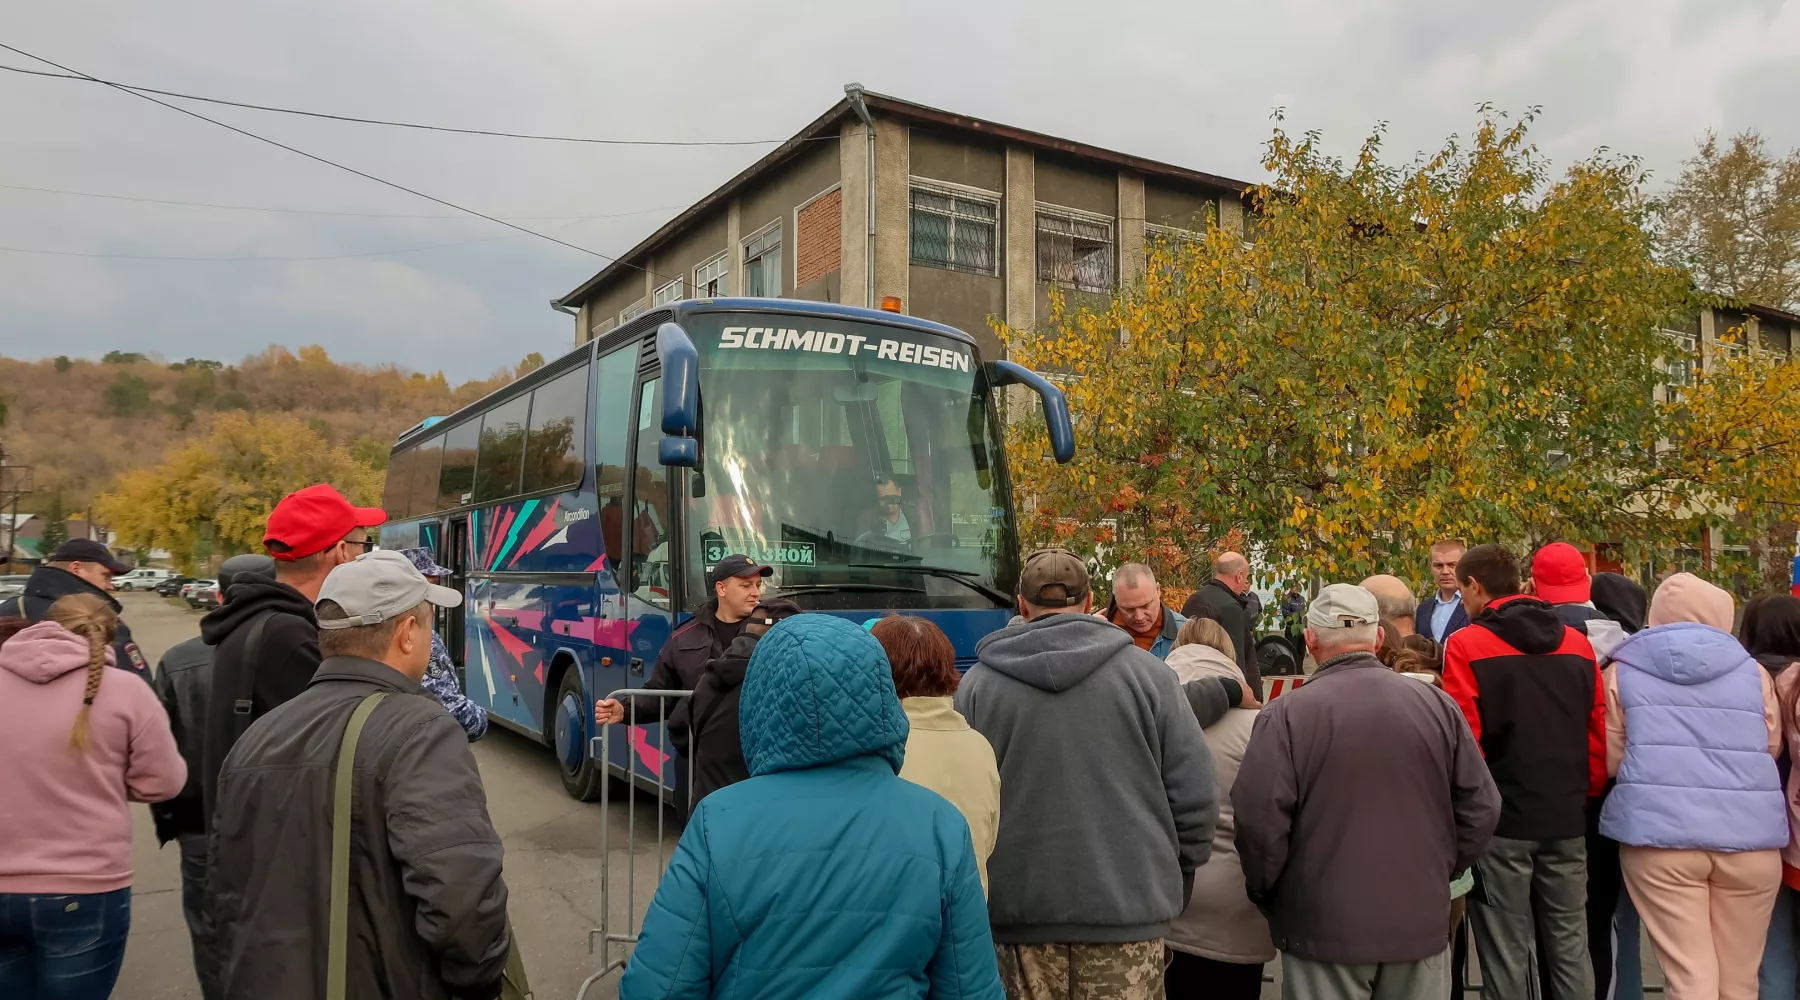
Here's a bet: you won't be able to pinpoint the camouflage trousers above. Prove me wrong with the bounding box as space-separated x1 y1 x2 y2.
995 940 1165 1000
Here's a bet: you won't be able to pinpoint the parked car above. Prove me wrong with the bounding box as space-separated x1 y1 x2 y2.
182 580 218 608
156 575 196 597
115 568 173 591
0 574 29 600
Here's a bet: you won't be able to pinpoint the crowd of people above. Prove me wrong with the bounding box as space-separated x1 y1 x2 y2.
609 539 1800 1000
0 484 504 1000
7 490 1800 1000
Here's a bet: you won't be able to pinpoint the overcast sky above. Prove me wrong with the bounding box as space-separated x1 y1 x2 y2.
3 0 1797 381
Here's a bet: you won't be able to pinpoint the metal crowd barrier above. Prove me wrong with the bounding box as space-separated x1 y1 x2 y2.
575 689 695 1000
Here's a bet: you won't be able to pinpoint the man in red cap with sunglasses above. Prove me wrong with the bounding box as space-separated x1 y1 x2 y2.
198 484 386 835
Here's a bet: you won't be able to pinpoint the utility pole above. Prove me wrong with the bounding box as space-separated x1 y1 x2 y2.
0 444 34 573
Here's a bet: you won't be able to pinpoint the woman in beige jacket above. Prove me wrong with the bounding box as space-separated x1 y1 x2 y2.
1163 617 1275 998
870 615 1001 895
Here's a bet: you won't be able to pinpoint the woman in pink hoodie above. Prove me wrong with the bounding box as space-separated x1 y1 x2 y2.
0 594 185 1000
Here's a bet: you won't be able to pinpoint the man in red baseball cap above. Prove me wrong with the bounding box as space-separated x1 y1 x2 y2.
197 484 387 837
1531 541 1625 662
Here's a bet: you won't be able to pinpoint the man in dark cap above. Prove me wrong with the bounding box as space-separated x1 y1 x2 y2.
149 553 276 1000
0 537 148 682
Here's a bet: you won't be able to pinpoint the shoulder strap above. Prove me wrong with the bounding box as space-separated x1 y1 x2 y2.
231 612 275 741
326 691 388 1000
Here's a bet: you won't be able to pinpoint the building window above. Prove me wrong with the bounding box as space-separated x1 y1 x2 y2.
1037 207 1113 292
743 223 782 297
589 316 617 340
909 183 998 276
1662 330 1697 399
693 253 728 297
653 278 685 307
620 300 647 324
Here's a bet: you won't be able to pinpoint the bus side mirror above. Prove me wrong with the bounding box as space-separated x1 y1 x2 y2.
656 322 701 467
988 361 1076 464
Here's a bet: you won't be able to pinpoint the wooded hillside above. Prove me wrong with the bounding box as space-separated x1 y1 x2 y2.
0 346 544 515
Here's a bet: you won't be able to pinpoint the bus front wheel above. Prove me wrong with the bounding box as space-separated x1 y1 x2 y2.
553 666 606 802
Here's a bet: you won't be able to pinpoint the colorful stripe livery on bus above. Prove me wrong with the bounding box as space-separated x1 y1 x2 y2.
378 298 1075 801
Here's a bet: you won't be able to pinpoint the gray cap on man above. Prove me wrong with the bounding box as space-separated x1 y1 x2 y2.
317 549 462 630
1306 584 1380 630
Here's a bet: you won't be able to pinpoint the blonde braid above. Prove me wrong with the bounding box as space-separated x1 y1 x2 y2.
45 594 118 751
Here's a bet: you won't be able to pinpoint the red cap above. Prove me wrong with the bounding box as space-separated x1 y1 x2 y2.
1531 542 1591 605
263 484 386 560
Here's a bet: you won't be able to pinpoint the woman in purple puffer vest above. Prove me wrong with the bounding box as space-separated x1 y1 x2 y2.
1600 573 1786 1000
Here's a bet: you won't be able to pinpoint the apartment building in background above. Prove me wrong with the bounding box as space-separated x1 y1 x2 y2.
552 87 1254 361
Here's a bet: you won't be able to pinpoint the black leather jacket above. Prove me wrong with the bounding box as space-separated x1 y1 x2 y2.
150 635 213 843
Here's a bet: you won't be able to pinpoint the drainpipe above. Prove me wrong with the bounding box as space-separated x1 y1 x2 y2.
845 83 876 309
549 299 578 316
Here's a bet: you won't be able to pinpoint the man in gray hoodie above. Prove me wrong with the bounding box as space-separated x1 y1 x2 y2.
957 547 1218 1000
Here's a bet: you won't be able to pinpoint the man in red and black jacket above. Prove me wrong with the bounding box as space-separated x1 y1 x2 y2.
1442 544 1604 1000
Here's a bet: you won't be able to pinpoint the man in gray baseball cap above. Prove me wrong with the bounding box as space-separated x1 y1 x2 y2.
1234 585 1499 999
209 549 509 1000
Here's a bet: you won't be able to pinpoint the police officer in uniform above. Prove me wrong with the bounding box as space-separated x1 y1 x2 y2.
0 538 150 682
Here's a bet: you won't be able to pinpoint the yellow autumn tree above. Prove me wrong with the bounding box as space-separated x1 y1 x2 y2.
1004 109 1800 590
97 413 383 572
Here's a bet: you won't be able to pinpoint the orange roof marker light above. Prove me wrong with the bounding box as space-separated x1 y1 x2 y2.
879 296 904 313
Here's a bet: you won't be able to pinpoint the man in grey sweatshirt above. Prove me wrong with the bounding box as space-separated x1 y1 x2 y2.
956 547 1219 1000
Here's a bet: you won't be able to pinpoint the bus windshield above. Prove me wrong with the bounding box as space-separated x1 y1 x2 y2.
683 311 1018 609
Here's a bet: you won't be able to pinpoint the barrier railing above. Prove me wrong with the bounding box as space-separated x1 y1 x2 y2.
575 689 694 1000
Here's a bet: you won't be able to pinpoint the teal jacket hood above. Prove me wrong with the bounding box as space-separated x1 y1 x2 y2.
740 613 909 777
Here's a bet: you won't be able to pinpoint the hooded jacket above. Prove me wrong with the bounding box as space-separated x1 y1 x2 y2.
956 612 1217 944
1162 642 1274 964
1442 594 1604 841
899 696 1001 896
1591 573 1648 636
0 620 185 894
1233 651 1499 965
210 656 511 1000
1551 602 1627 664
619 614 1002 1000
1600 622 1786 852
0 565 150 683
198 578 322 831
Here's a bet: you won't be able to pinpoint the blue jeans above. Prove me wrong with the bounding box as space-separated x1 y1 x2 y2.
1761 883 1798 1000
0 889 132 1000
1615 885 1643 1000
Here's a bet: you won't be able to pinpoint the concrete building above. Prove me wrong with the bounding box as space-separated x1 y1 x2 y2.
551 87 1254 362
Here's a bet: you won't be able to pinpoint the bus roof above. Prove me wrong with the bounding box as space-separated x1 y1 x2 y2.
391 297 982 450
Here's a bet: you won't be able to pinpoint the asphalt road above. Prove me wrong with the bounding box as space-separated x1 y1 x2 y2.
112 591 666 1000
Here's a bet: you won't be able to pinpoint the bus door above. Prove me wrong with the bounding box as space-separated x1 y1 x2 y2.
624 348 679 682
443 515 470 684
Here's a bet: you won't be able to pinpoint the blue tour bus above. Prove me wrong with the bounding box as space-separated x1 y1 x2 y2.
377 298 1074 800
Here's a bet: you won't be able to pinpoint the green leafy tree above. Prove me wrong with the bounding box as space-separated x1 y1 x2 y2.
1661 129 1800 311
39 494 68 554
101 351 147 365
1004 109 1797 588
53 356 72 374
103 374 151 417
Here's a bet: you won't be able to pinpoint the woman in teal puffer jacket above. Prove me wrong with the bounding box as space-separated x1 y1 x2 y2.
619 613 1003 1000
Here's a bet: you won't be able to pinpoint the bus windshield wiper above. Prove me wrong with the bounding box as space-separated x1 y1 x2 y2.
778 582 927 596
845 563 1012 607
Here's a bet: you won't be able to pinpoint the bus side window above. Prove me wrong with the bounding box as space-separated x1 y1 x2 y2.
629 376 672 610
593 346 635 587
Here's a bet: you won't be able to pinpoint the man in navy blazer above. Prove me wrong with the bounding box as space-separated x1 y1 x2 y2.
1417 540 1470 643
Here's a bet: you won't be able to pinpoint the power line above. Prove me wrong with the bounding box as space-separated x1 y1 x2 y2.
0 42 682 283
0 234 514 261
0 61 825 148
0 180 687 221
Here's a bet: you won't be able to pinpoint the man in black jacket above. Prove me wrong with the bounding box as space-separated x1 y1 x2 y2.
0 538 148 682
1182 551 1261 694
199 484 384 831
685 597 803 806
151 553 275 1000
211 549 507 1000
594 553 773 750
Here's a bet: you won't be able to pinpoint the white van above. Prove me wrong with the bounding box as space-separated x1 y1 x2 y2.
114 568 173 591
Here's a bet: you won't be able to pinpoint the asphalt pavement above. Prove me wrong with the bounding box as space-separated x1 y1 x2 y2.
112 591 665 1000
